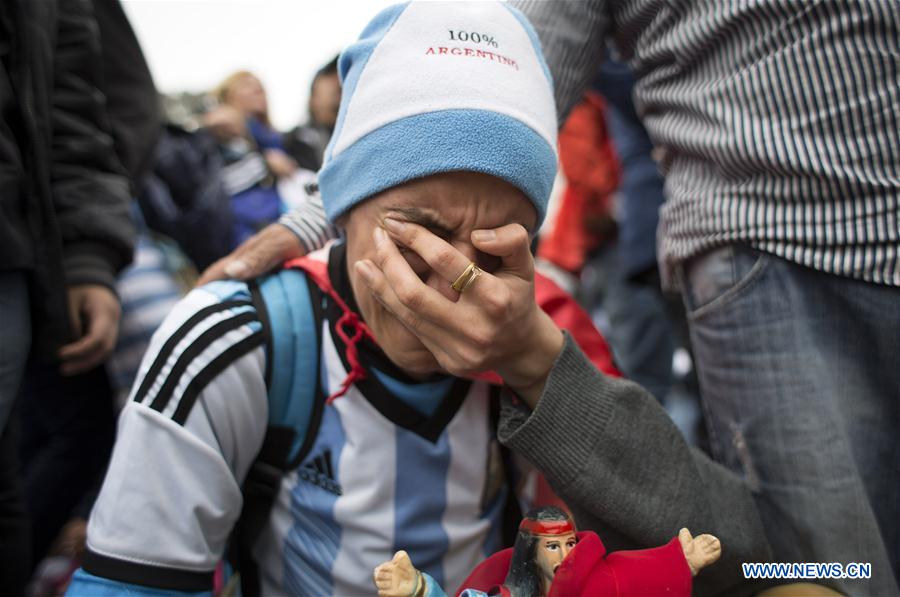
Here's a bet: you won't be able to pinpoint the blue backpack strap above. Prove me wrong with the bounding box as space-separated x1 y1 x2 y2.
236 269 321 597
255 268 320 464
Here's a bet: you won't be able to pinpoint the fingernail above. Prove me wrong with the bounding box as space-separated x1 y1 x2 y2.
374 226 387 246
355 260 375 282
472 229 496 242
225 260 249 278
382 217 405 234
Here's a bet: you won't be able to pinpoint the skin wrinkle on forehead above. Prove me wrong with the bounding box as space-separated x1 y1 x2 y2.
386 205 538 238
384 206 455 238
377 180 537 238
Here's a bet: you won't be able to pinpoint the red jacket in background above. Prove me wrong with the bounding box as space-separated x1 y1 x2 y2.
538 92 620 275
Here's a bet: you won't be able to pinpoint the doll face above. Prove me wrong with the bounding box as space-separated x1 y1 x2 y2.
534 532 578 592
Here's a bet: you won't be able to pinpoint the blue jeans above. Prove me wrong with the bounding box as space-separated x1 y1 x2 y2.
603 267 674 403
680 245 899 595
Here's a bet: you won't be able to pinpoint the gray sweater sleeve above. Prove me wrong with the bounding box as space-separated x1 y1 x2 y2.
497 333 773 597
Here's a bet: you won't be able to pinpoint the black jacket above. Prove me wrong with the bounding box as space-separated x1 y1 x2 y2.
0 0 135 358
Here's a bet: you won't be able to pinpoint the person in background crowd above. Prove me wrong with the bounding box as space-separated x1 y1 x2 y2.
536 91 619 281
585 58 679 406
136 123 234 274
283 56 341 172
17 0 161 589
207 70 299 179
0 0 136 592
580 57 702 441
204 71 300 247
512 1 900 594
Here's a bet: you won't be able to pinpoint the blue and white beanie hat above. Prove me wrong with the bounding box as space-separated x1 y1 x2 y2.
318 1 557 225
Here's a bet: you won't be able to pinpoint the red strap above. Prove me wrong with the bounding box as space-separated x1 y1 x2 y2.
284 257 376 403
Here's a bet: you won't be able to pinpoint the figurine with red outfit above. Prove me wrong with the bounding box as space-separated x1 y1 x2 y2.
374 507 721 597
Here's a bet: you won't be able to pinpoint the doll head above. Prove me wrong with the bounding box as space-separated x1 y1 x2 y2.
504 507 577 597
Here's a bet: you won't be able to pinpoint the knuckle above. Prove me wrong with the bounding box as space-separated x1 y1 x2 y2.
459 347 486 371
397 285 424 310
467 328 494 351
434 248 456 271
404 225 421 245
484 289 506 313
401 311 423 332
510 225 529 244
483 287 512 317
374 245 390 266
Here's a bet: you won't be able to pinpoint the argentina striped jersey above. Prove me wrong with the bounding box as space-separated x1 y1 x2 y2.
79 246 509 596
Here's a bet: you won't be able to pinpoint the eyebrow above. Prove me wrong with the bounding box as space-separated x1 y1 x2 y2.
387 207 453 235
387 206 535 235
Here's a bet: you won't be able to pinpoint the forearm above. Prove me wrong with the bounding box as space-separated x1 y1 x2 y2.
497 333 772 596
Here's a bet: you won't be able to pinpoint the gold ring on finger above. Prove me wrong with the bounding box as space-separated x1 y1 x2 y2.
451 261 483 293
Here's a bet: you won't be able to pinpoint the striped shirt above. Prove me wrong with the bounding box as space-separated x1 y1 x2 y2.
514 0 900 287
278 185 340 255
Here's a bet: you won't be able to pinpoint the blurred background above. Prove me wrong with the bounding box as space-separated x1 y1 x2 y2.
123 0 397 130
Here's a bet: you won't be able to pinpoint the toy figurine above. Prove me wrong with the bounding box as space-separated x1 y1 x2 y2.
373 506 722 597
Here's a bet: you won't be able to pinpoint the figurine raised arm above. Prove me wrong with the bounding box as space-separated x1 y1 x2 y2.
373 506 721 597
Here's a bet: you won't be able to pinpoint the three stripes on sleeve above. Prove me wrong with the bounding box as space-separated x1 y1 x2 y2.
130 282 265 426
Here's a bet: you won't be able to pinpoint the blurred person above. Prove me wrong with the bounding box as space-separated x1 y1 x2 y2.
536 91 619 277
513 1 900 594
208 70 298 179
203 71 300 247
585 59 676 406
17 0 160 582
0 0 136 592
136 122 235 272
66 4 627 596
283 56 341 171
576 58 702 427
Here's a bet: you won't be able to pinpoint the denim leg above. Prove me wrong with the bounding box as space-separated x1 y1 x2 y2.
681 245 899 595
603 270 674 403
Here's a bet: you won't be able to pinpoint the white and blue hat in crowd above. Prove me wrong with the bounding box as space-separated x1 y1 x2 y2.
318 1 557 225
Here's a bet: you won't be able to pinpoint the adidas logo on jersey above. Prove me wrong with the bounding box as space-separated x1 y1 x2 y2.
299 449 342 495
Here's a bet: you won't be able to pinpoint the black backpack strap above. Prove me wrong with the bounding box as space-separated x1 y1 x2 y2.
489 386 523 547
231 427 294 597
